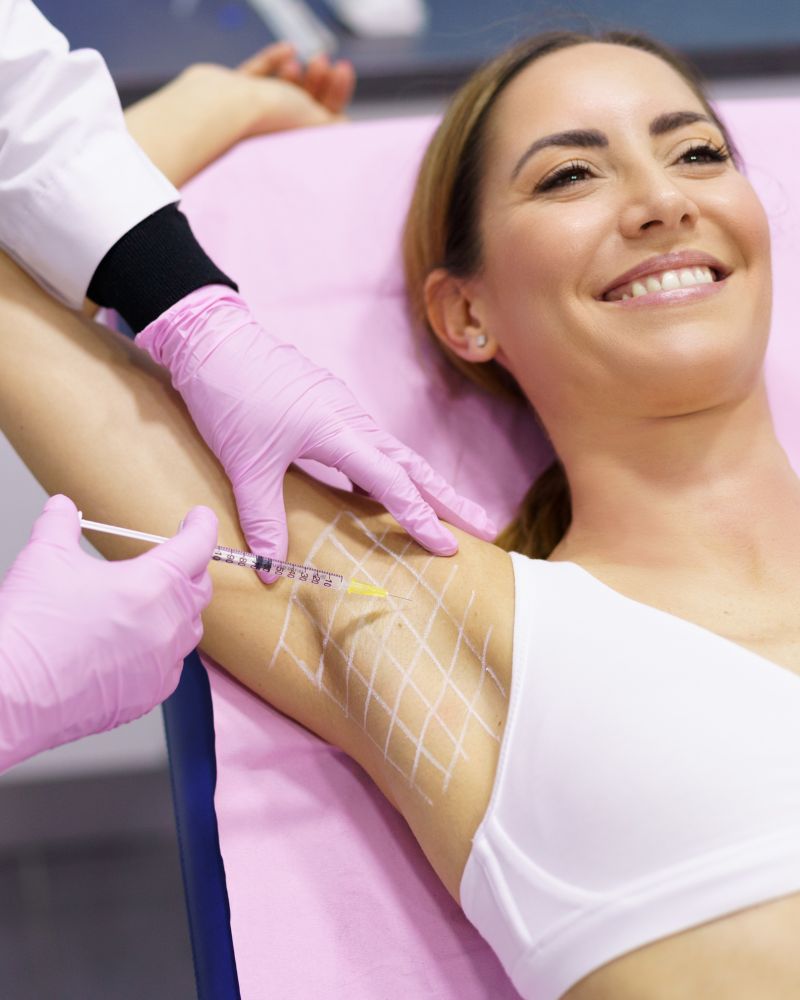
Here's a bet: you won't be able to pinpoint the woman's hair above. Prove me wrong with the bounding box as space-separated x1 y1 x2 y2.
403 29 743 559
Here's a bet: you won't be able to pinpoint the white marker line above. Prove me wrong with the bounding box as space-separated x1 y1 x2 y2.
350 519 508 699
409 590 475 788
371 644 468 758
380 562 459 763
443 627 497 792
374 604 500 742
289 594 449 780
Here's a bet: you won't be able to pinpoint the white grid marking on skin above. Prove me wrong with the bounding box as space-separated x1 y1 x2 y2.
408 589 475 788
351 522 508 701
327 516 501 785
268 515 454 786
371 598 500 742
311 521 393 685
359 554 416 728
278 570 471 762
293 530 470 780
267 509 504 802
359 635 469 762
268 512 392 689
443 627 495 792
319 526 477 757
324 518 502 739
379 560 460 762
289 592 451 779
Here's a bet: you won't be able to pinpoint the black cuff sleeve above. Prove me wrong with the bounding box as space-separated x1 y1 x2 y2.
87 204 238 333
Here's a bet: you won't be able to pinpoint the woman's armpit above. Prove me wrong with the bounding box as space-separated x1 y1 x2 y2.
243 495 515 870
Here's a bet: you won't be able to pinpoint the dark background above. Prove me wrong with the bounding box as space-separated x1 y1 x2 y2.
38 0 800 105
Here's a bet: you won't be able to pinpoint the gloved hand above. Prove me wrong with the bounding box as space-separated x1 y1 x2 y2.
137 285 497 583
0 495 218 773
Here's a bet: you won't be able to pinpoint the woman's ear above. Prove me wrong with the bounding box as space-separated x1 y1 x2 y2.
423 269 497 362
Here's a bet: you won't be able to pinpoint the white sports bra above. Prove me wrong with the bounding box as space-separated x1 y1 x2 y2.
461 553 800 1000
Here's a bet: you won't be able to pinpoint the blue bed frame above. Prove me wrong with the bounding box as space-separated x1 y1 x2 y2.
162 651 241 999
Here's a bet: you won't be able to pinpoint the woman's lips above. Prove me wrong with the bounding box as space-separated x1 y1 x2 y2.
598 252 730 299
599 274 729 308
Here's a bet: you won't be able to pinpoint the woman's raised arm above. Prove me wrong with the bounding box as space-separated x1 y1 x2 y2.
0 254 514 901
122 43 355 189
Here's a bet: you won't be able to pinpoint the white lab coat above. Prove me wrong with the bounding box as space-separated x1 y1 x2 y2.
0 0 178 307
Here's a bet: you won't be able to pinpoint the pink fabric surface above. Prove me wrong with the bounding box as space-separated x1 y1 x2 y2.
179 101 800 999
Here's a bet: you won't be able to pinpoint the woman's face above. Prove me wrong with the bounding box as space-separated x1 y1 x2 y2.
470 42 772 431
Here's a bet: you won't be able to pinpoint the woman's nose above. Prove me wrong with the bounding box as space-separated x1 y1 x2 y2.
617 166 700 238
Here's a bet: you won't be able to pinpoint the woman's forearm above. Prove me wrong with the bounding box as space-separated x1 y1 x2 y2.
123 65 264 188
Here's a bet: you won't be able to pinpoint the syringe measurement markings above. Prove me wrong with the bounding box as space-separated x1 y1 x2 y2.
212 547 342 588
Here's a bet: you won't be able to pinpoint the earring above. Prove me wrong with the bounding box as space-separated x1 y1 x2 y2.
474 333 488 349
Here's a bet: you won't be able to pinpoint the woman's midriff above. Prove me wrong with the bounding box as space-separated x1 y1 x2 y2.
563 889 800 1000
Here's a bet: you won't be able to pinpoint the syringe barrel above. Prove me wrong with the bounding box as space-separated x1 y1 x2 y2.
267 559 344 589
212 545 259 569
211 547 345 589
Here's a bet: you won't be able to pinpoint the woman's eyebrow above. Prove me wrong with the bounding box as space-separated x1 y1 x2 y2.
509 110 715 181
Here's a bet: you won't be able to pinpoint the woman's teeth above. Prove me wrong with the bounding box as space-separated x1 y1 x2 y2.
606 266 716 301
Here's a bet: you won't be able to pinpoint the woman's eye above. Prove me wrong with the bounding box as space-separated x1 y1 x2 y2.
534 160 593 193
678 141 730 166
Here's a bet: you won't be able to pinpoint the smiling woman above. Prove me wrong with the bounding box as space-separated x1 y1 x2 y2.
401 27 800 1000
3 25 800 1000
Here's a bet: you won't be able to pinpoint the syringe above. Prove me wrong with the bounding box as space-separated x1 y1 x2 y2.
79 518 410 601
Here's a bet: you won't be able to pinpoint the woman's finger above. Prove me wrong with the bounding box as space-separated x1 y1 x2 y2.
237 41 297 77
319 60 356 114
303 52 331 102
276 57 303 85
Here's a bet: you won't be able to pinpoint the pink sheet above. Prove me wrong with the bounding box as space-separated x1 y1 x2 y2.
179 102 800 998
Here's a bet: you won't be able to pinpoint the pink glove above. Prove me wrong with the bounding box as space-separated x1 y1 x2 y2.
137 285 496 583
0 495 218 773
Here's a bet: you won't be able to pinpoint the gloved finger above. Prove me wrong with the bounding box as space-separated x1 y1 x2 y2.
188 569 214 613
235 479 289 585
28 494 81 549
338 445 460 556
379 440 497 541
147 506 219 579
176 612 206 663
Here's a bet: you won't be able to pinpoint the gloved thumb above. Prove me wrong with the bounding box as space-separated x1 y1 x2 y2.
150 505 219 580
28 494 81 549
236 478 289 585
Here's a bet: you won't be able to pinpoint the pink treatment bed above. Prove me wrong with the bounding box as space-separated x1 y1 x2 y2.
162 98 800 998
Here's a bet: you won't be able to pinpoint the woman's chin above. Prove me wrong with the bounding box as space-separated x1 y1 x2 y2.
609 332 765 415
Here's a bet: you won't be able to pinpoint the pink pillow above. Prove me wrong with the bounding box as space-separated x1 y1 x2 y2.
180 102 800 999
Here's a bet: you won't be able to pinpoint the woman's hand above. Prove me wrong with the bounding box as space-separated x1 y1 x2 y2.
235 41 355 134
123 42 356 188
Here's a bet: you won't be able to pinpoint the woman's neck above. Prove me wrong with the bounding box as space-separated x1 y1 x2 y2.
549 380 800 584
